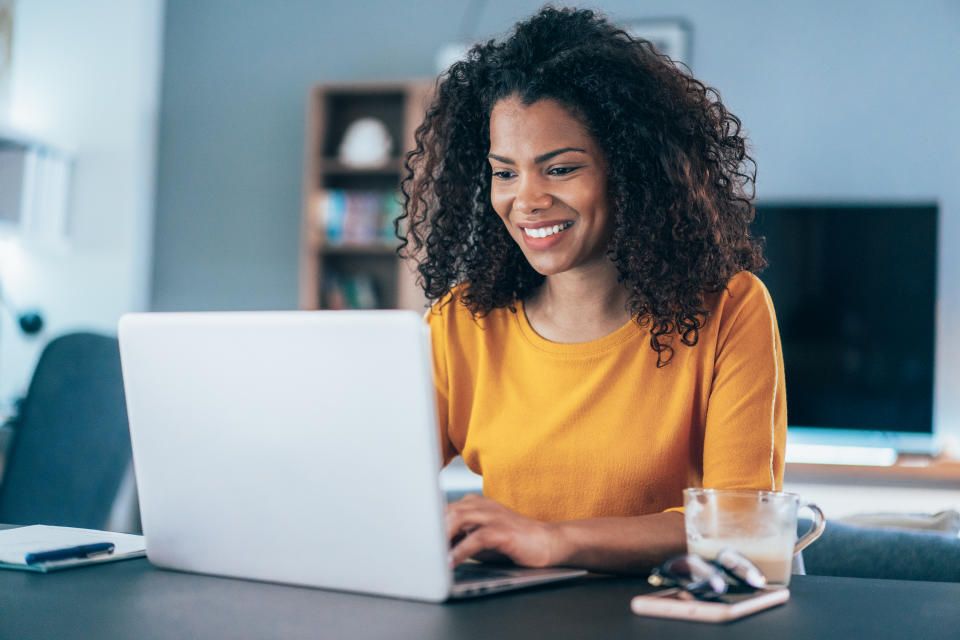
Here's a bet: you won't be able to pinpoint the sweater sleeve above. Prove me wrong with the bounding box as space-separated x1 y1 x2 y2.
425 304 458 468
701 273 787 491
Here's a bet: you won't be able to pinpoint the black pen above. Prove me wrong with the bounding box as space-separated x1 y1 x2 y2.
24 542 116 565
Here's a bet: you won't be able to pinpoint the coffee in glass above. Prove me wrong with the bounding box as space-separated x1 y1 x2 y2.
683 488 825 587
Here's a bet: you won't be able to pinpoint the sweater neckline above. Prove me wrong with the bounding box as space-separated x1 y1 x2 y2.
515 299 644 356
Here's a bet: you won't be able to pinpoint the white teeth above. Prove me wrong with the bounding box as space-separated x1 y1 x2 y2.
523 222 572 238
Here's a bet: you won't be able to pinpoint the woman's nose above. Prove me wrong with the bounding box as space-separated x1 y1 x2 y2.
514 177 553 215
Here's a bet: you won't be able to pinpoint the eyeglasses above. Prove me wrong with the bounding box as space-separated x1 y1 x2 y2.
648 549 767 601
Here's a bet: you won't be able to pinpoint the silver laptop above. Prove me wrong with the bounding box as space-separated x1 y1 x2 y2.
117 310 585 601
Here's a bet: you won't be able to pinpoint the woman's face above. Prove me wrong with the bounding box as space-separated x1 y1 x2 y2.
488 96 611 278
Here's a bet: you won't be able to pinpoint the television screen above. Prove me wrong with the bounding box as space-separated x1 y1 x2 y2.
750 203 937 434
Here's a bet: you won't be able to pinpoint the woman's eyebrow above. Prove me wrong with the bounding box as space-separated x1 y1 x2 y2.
487 147 587 165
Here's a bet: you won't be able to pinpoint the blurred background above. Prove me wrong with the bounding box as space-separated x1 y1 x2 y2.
0 0 958 462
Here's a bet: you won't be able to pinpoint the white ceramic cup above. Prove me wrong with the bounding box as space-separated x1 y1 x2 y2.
683 488 826 587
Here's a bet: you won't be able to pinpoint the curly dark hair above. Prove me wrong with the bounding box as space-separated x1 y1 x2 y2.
397 5 765 366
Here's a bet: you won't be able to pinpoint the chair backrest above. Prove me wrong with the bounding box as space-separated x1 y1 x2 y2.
0 332 134 530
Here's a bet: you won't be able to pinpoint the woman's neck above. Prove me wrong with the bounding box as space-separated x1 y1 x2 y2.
523 264 633 343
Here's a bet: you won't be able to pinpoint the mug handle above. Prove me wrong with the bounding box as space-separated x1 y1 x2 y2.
794 502 826 554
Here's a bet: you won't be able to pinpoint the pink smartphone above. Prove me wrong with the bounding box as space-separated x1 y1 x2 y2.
630 587 790 623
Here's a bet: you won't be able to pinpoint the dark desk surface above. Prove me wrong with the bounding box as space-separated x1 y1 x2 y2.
1 557 958 640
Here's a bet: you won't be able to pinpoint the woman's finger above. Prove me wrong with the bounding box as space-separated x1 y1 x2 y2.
448 526 507 567
446 509 492 541
445 497 500 540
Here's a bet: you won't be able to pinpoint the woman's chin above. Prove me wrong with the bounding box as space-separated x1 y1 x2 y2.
522 255 571 277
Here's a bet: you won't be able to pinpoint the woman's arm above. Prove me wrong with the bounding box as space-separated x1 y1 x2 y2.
701 273 787 491
446 495 685 574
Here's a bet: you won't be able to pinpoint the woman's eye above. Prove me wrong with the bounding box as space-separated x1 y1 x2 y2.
548 166 579 176
492 170 516 180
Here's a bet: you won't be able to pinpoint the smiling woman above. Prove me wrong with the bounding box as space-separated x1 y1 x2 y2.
397 6 786 575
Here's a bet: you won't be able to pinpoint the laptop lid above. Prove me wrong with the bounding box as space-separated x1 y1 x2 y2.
118 310 452 601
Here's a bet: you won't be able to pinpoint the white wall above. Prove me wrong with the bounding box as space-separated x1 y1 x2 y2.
0 0 164 400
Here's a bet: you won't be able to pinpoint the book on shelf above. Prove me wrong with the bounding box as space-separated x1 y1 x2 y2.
323 270 380 310
317 189 402 246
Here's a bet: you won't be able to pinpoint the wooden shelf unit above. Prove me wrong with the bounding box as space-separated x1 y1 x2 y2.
299 81 432 311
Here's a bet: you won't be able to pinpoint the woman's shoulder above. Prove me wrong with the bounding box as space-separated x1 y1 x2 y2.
424 283 514 332
425 283 471 323
706 270 776 328
724 270 768 299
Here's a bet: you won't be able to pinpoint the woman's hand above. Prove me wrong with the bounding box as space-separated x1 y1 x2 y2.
446 497 686 574
446 495 561 568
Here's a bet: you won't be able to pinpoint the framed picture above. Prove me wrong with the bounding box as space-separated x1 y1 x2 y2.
628 19 693 68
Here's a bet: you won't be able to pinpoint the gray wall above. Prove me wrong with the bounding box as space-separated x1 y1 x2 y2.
152 0 960 436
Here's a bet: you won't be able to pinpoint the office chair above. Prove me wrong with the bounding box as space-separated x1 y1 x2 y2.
0 332 139 532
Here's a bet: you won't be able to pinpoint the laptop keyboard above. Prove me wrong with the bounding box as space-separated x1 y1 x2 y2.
453 565 516 583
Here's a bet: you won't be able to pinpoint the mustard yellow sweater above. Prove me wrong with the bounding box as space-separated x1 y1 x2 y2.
426 271 786 521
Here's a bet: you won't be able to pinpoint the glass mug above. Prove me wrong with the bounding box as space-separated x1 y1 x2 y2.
683 488 826 587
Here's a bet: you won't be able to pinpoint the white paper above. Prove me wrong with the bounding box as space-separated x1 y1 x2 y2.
0 525 145 565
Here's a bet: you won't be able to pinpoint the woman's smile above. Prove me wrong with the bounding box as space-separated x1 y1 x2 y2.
519 220 575 246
